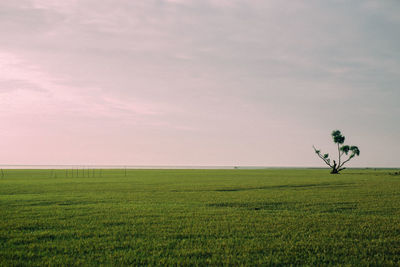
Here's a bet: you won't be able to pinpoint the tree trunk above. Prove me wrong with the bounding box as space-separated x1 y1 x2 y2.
330 168 339 174
330 160 340 174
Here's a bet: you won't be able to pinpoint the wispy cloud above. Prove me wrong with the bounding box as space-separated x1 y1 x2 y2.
0 52 169 121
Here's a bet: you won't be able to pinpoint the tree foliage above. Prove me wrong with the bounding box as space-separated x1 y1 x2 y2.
313 130 360 174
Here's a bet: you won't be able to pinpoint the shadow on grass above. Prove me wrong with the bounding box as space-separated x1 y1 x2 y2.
214 183 354 192
21 200 98 207
169 183 354 193
207 201 292 210
207 201 358 214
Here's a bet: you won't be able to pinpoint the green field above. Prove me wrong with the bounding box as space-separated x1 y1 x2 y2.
1 169 400 265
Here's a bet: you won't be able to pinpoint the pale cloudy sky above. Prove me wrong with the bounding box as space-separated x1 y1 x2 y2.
0 0 399 167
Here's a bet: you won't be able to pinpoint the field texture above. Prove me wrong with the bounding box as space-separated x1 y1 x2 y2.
1 169 400 266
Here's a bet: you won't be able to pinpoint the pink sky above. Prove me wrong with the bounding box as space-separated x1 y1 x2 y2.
1 0 399 167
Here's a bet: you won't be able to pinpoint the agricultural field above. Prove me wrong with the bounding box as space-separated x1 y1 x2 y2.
1 169 400 266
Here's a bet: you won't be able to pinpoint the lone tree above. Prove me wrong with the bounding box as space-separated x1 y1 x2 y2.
313 130 360 174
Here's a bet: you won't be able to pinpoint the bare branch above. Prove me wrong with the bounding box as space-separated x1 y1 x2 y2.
339 154 354 168
313 146 333 168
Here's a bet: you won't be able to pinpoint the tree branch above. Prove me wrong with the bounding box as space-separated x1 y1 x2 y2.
339 154 354 168
313 146 333 168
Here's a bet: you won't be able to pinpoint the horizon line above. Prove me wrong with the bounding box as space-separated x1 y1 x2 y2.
0 164 398 169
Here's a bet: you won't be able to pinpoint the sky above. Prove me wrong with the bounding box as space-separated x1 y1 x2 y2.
0 0 399 167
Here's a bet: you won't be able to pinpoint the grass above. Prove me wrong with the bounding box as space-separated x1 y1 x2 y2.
1 168 400 265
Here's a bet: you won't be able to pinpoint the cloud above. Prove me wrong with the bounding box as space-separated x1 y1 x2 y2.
0 52 167 120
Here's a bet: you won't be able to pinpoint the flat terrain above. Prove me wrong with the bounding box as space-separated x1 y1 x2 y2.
1 169 400 265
